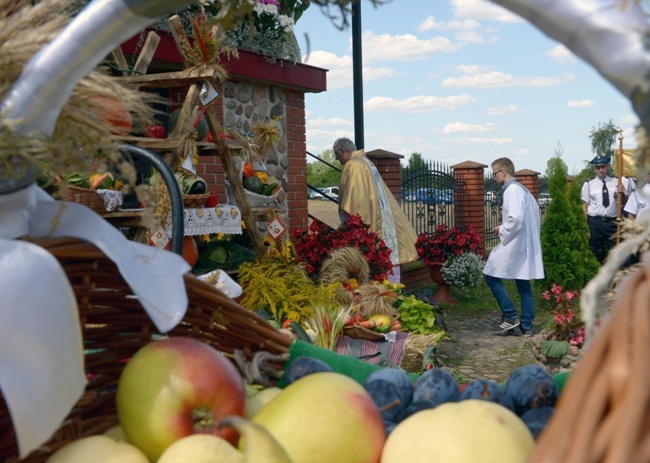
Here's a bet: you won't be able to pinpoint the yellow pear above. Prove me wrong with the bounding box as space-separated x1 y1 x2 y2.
381 400 534 463
157 434 243 463
103 424 129 442
45 435 148 463
220 415 293 463
251 372 385 463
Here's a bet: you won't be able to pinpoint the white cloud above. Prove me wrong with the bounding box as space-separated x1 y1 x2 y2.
446 136 513 145
450 0 521 23
620 114 640 126
486 105 523 115
442 71 576 88
544 45 575 64
567 99 596 108
362 31 463 62
417 15 481 31
301 50 396 89
439 122 498 133
514 148 529 155
307 117 353 128
365 94 477 114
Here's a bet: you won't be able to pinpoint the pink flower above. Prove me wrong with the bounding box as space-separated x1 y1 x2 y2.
565 291 575 301
551 283 563 296
542 290 551 300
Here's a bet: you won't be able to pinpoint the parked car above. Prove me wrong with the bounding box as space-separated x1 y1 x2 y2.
485 191 499 205
416 188 454 205
538 193 551 206
311 186 339 201
402 190 417 202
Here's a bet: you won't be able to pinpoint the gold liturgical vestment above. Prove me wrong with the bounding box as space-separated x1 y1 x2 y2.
338 150 418 265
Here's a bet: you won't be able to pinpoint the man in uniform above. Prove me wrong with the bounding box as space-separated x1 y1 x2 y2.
483 157 544 337
333 137 418 283
623 171 650 221
581 155 633 263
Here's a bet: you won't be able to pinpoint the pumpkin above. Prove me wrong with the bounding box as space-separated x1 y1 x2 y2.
166 236 199 267
92 96 133 136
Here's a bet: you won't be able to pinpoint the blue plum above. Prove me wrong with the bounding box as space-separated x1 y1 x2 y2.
364 368 414 406
284 356 332 385
364 379 405 423
520 406 555 439
402 399 437 420
459 379 515 412
412 368 460 407
505 364 558 415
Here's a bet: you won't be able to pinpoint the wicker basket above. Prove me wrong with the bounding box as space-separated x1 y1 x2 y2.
0 237 291 463
182 192 209 208
528 255 650 463
342 325 385 342
65 186 111 214
225 180 277 208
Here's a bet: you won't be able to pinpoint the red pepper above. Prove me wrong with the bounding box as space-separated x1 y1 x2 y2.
145 125 165 139
204 192 218 208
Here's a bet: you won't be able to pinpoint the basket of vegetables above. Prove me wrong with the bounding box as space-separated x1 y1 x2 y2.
225 162 282 208
0 237 292 463
64 172 124 213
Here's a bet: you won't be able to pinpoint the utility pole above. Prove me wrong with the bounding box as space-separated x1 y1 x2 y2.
351 0 364 150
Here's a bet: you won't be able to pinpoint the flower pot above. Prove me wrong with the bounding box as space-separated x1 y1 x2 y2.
429 262 458 304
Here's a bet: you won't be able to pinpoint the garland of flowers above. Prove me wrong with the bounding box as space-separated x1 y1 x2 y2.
291 214 393 282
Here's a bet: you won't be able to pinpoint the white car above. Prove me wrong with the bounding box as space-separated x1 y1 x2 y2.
538 193 551 206
311 186 339 200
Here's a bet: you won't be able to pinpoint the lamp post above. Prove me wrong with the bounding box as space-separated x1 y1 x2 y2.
351 0 364 150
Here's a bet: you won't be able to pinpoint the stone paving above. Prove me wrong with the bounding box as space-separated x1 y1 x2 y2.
435 306 537 384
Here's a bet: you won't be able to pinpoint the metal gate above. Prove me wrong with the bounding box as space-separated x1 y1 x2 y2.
484 171 503 250
401 159 465 235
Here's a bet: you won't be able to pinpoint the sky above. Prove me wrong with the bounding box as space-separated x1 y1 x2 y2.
292 0 643 176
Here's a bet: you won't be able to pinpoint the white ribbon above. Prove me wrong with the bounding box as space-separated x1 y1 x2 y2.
0 186 190 457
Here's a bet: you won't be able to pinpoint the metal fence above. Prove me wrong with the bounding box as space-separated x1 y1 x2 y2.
484 169 550 250
401 159 465 236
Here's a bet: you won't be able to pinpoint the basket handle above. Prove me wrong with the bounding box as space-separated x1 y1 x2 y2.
119 144 184 255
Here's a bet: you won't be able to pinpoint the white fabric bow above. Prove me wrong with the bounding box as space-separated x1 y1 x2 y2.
0 185 190 457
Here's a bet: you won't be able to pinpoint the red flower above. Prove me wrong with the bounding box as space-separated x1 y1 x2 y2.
291 215 393 281
415 225 482 267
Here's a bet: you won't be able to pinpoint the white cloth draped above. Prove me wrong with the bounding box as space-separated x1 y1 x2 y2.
0 185 190 457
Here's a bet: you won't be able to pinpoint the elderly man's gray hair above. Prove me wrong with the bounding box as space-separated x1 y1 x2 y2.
333 137 356 155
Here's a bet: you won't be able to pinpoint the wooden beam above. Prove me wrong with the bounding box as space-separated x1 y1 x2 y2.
130 31 161 75
116 67 220 88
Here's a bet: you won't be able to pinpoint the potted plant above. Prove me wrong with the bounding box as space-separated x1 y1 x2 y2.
415 225 482 304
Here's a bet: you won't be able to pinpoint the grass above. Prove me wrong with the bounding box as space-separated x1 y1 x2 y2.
419 279 555 328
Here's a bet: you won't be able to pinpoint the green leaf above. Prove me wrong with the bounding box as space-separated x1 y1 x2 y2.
540 340 569 358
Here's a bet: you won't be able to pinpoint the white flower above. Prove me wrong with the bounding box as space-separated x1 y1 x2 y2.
278 14 295 33
441 252 485 289
254 2 279 16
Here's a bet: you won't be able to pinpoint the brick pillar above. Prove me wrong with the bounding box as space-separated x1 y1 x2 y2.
365 149 404 202
516 169 540 201
285 89 309 233
451 161 488 253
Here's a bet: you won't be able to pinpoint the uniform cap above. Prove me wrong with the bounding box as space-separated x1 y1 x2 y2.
591 156 610 166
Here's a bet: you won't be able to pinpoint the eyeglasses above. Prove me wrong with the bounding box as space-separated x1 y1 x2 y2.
492 169 504 178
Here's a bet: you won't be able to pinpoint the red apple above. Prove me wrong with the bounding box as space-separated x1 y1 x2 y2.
116 337 246 462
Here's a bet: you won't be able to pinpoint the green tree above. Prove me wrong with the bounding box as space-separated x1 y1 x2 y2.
306 149 341 188
539 148 599 291
589 119 620 157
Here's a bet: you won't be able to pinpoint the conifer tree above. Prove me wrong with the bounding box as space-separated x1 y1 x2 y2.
540 152 599 290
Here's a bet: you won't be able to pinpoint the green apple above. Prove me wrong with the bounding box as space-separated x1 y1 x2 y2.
157 434 243 463
251 372 385 463
381 399 535 463
45 435 148 463
116 337 246 462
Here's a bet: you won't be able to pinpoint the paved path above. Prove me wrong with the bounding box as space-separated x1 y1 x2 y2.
435 306 537 384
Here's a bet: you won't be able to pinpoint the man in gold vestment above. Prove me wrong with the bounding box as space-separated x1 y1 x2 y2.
333 138 418 282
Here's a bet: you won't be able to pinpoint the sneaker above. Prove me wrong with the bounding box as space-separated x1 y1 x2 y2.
493 317 520 332
508 326 533 337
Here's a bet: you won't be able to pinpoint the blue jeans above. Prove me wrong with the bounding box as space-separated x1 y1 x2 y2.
484 275 535 331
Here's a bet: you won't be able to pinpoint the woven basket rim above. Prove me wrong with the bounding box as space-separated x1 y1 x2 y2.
342 324 385 341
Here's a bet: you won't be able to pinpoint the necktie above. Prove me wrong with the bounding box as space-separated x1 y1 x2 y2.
602 180 610 207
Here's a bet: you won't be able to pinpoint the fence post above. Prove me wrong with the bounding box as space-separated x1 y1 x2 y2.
451 161 488 254
515 169 541 201
365 149 404 202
